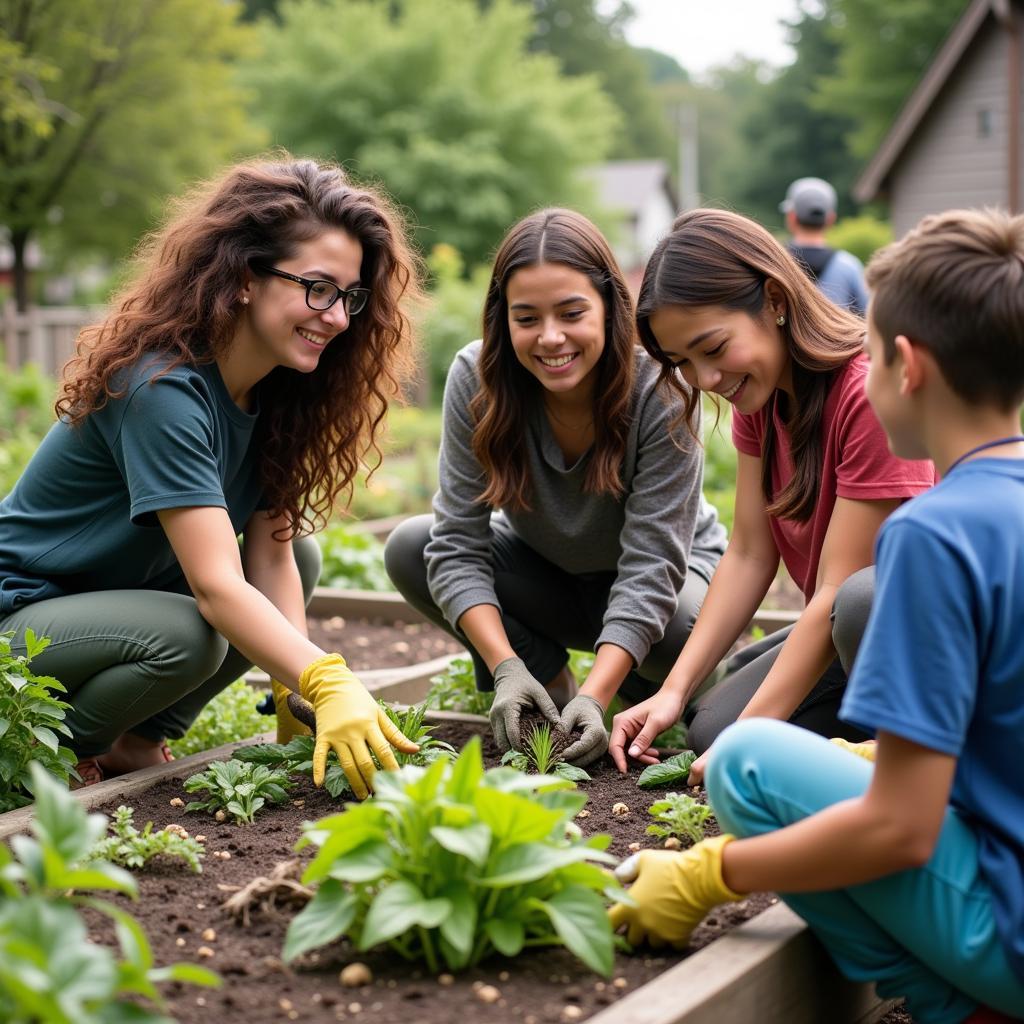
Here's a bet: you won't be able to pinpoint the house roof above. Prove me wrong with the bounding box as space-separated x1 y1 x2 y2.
583 159 676 215
854 0 1016 202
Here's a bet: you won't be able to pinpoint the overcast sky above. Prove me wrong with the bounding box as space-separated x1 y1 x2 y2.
615 0 804 78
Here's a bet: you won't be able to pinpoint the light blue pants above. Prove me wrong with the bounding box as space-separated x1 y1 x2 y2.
706 719 1024 1024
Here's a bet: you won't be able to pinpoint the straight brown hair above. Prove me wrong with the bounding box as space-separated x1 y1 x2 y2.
472 208 638 511
636 208 864 522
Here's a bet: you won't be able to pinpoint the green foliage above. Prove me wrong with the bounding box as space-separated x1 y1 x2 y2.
380 701 457 767
184 759 293 825
0 0 263 302
316 523 393 591
636 751 697 790
234 735 353 799
0 629 77 811
651 721 689 750
0 763 219 1023
283 739 621 974
568 648 596 684
646 791 712 845
500 722 591 783
0 362 57 499
167 678 271 758
426 655 494 716
243 0 616 269
381 406 444 456
827 214 894 266
702 403 738 534
86 806 205 874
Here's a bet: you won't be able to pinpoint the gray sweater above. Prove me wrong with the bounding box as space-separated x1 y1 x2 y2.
424 341 727 666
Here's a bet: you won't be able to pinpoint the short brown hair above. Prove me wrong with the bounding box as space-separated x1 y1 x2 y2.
866 208 1024 411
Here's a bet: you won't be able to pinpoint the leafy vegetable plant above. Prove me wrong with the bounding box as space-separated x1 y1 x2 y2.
0 628 77 810
0 763 219 1023
646 792 713 844
283 738 622 976
86 805 205 873
317 523 393 591
426 655 494 715
168 677 271 758
184 759 293 825
636 751 697 789
501 722 590 783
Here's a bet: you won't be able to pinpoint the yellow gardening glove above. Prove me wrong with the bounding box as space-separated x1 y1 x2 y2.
298 653 418 798
608 836 744 948
272 678 311 744
830 737 877 762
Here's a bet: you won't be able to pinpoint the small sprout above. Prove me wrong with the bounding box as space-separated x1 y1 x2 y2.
476 985 501 1004
612 802 630 816
184 759 293 825
646 792 712 845
340 962 373 987
85 805 204 873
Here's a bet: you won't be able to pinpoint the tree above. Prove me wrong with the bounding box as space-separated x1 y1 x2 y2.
0 0 263 310
243 0 618 268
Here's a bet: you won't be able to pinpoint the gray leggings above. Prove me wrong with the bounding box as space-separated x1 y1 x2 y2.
384 514 711 701
686 565 875 754
0 536 321 758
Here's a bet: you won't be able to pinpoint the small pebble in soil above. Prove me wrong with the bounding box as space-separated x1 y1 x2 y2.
391 641 410 654
292 799 305 807
197 946 214 958
386 980 397 989
438 974 454 986
340 963 373 987
169 797 184 807
196 902 205 910
311 994 322 1004
215 810 226 822
562 1008 583 1022
348 1002 362 1013
594 982 606 992
612 977 628 989
476 985 501 1004
164 823 189 838
201 928 216 942
196 997 206 1007
195 834 206 843
175 937 186 947
575 809 590 819
499 970 510 981
664 837 682 850
612 802 630 816
627 842 641 852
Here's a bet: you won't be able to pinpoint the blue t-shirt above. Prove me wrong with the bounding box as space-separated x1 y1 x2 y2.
840 459 1024 984
818 249 868 315
0 358 264 613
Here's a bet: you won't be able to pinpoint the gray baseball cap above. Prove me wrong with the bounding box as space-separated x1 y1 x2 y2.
780 177 837 227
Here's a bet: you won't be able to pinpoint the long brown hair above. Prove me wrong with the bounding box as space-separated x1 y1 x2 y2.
636 208 863 521
472 208 637 511
58 155 422 535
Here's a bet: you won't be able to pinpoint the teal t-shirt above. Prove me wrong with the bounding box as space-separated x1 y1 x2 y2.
0 358 264 613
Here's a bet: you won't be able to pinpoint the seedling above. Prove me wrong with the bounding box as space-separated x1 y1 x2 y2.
183 759 293 825
646 791 712 845
380 699 457 766
426 655 493 716
86 805 205 873
283 738 623 976
0 763 219 1022
0 628 77 809
636 750 698 789
499 722 590 782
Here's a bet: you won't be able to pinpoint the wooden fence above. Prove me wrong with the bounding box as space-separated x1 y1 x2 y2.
0 303 102 377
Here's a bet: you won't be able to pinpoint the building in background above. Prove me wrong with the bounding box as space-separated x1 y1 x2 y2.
855 0 1023 236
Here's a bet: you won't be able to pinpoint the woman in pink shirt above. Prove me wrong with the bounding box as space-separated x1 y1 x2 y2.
608 208 934 782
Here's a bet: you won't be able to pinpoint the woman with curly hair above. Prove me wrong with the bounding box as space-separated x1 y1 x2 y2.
384 208 726 766
609 208 935 784
0 156 422 797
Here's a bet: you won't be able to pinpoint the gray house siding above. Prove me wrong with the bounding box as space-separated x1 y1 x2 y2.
888 15 1009 238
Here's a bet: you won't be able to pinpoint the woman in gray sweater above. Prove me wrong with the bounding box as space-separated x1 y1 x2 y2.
384 209 726 765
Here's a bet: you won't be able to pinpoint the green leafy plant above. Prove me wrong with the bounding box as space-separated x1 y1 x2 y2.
282 739 622 975
426 655 493 716
636 751 698 790
0 628 77 810
316 522 394 591
500 722 591 783
380 700 457 766
86 806 205 874
646 792 713 845
233 736 352 799
168 677 271 758
184 759 293 825
0 763 219 1023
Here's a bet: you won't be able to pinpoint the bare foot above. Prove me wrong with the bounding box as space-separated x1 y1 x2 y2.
96 732 174 776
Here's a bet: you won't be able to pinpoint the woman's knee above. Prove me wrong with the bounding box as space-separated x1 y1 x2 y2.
292 534 322 603
832 566 874 674
383 514 432 596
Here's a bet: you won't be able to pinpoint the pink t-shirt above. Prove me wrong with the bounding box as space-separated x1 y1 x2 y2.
732 355 935 603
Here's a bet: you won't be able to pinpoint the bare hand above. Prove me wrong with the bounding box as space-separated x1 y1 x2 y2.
609 690 685 773
686 748 711 787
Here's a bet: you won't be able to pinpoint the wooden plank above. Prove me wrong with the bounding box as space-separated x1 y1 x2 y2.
307 586 428 623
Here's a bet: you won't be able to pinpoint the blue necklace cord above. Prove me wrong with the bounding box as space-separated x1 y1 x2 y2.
946 435 1024 474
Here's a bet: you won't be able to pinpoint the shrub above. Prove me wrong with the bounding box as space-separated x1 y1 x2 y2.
426 655 493 716
827 214 894 266
167 678 270 758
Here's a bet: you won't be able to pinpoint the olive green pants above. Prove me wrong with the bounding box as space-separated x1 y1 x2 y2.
0 537 321 758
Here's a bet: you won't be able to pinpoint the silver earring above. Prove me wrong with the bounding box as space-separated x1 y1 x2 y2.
241 296 249 305
776 314 786 326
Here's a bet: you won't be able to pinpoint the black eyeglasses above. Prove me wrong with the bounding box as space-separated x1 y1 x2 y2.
254 264 370 315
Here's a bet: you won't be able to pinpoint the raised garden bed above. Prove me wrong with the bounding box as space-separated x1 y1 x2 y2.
0 712 894 1024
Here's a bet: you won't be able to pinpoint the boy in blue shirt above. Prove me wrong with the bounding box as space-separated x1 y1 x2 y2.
609 208 1024 1023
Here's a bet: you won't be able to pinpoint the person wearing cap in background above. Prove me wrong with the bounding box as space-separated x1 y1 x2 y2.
781 176 868 316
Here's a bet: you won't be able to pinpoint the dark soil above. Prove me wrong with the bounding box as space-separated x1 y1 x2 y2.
81 721 776 1024
304 615 465 671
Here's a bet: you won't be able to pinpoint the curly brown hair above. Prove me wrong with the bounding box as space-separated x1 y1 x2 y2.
637 208 864 522
58 155 422 535
473 208 639 511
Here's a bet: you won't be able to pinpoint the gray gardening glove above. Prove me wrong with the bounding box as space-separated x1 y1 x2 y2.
489 656 561 754
559 694 609 767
